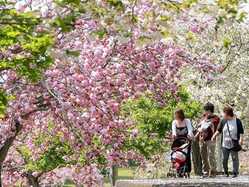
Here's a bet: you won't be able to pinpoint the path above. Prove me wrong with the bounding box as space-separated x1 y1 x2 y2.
116 176 249 187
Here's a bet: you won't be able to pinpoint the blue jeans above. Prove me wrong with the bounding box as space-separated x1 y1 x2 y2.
222 147 239 175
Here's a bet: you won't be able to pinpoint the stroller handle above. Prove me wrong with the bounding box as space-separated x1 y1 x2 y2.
171 137 190 151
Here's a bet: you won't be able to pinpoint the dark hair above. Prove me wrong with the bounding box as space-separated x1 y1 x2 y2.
175 109 185 121
223 106 234 117
204 102 214 113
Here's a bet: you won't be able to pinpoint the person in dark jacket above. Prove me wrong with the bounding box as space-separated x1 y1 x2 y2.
195 102 220 178
212 106 244 178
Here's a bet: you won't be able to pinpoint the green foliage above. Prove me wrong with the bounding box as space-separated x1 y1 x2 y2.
223 36 232 48
65 49 81 57
106 0 125 11
0 8 53 81
55 0 81 6
122 88 202 159
217 0 239 11
34 138 72 171
92 28 108 39
18 128 73 173
0 2 53 116
53 0 126 36
0 91 8 116
216 0 247 25
182 0 198 8
53 13 77 32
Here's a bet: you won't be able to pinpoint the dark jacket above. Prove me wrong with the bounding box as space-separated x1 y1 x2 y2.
217 118 244 140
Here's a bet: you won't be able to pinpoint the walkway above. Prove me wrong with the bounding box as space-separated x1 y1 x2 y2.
116 176 249 187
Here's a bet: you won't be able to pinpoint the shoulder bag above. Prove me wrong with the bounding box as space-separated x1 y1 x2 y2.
226 121 242 152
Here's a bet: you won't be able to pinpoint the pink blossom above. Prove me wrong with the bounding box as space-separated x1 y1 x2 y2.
15 1 28 12
1 1 218 185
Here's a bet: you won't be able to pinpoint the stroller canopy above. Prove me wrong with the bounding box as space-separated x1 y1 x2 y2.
171 137 190 151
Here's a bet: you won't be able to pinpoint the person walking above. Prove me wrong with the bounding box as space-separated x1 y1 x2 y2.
212 106 244 178
172 109 194 173
195 103 220 178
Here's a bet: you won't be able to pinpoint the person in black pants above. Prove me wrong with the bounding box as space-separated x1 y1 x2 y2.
212 106 244 178
172 109 194 174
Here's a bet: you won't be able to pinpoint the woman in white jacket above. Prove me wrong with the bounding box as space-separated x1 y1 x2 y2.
172 109 194 173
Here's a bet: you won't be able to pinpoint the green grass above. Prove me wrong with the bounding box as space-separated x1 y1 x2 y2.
118 168 135 179
104 168 135 187
63 168 135 187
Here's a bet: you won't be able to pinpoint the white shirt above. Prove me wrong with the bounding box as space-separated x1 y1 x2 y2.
198 119 212 132
222 119 238 149
172 119 194 138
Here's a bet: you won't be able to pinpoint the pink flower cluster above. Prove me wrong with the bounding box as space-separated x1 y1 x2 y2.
72 165 103 187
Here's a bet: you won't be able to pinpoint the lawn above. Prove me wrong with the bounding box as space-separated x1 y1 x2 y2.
104 168 135 187
63 168 135 187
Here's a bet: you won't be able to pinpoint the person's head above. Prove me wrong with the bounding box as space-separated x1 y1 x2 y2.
203 102 215 115
223 106 234 120
202 113 212 121
174 109 185 122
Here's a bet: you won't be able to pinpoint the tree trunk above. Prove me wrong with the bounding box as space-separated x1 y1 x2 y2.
191 139 202 175
0 165 2 187
0 108 46 187
0 119 22 187
109 165 118 187
26 173 40 187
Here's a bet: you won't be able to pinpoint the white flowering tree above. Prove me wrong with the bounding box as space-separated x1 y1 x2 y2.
163 0 249 172
170 2 249 123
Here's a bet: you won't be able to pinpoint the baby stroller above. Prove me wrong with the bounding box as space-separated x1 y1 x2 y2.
169 137 191 178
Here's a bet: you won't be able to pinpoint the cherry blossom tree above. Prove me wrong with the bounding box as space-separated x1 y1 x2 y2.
0 0 219 186
0 1 53 186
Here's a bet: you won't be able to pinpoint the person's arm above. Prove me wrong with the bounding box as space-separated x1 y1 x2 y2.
211 131 219 141
240 134 244 145
212 115 220 132
237 119 244 145
211 119 224 141
194 131 200 139
211 121 215 134
194 121 202 139
172 120 177 139
186 119 194 139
